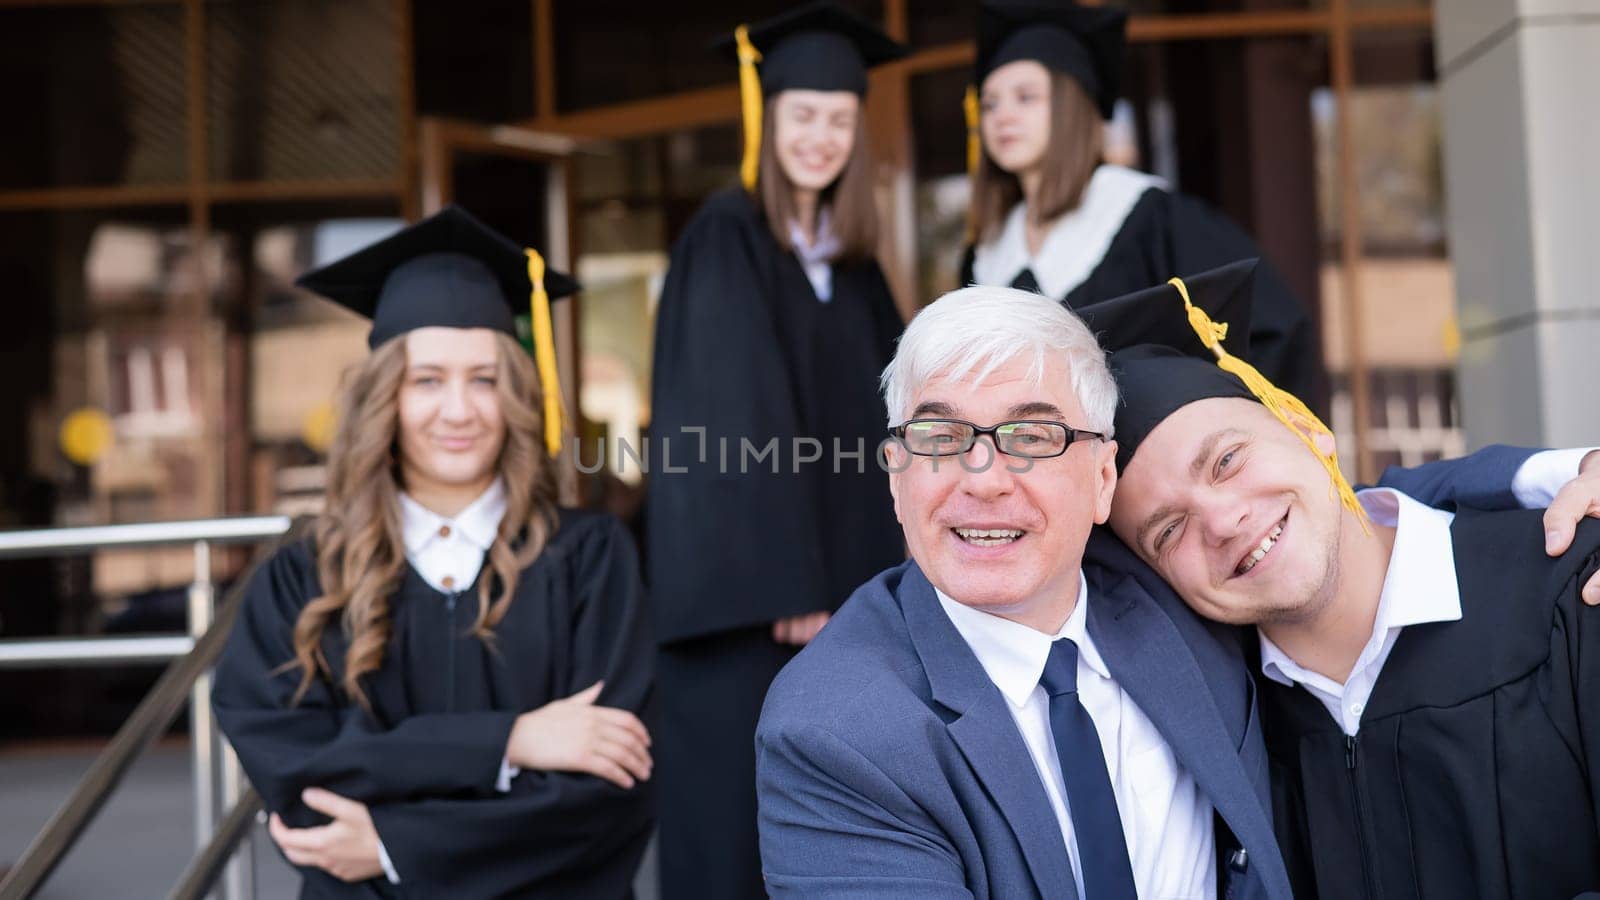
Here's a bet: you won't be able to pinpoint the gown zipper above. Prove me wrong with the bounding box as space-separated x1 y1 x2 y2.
1346 734 1378 898
445 590 459 713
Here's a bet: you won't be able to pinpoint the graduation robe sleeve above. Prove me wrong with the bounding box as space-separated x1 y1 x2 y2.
1559 519 1600 842
364 514 655 897
646 189 832 642
867 262 907 366
212 541 515 822
1371 444 1538 509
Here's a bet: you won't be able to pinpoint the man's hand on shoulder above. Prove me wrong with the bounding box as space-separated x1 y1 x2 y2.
1543 448 1600 606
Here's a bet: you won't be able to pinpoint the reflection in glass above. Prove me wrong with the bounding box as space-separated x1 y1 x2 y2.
1314 80 1461 472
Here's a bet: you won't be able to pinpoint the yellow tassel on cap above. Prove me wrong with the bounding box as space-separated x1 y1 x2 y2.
963 85 981 177
963 85 983 244
525 249 564 458
1166 275 1372 536
735 25 764 192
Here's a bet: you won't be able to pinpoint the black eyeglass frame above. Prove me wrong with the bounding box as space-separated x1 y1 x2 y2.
887 417 1107 460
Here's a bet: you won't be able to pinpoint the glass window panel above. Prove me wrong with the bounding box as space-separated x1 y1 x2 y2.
0 6 187 190
206 0 402 183
0 208 231 569
413 0 535 123
553 0 882 112
1316 27 1457 476
907 0 974 49
567 123 741 496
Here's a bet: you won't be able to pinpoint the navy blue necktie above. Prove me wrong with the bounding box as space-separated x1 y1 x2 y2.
1010 267 1042 294
1040 637 1138 900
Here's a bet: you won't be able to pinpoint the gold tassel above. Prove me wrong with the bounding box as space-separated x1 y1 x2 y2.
735 25 764 192
963 85 983 244
525 249 564 458
963 85 981 177
1166 276 1372 536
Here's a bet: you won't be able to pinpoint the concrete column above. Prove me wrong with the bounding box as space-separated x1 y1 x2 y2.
1435 2 1600 449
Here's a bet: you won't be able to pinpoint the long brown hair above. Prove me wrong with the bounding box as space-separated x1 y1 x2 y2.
757 94 879 262
288 330 558 709
969 70 1104 245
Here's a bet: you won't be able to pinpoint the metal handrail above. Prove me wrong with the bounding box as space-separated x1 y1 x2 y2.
0 635 196 668
0 516 290 559
0 570 252 900
0 515 293 900
167 790 264 900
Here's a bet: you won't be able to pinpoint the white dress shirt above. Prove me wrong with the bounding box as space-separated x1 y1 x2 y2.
1511 446 1595 508
1257 443 1596 737
1259 489 1460 736
376 479 515 884
789 208 840 302
938 575 1216 900
398 478 506 594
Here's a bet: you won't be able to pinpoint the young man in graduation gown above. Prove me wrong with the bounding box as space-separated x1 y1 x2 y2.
753 277 1592 899
960 0 1317 399
212 206 655 898
645 4 907 896
1098 261 1600 898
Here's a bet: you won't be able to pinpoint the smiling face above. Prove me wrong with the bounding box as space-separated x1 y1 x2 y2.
396 327 507 506
1107 397 1346 627
772 89 859 194
887 354 1117 629
979 59 1053 178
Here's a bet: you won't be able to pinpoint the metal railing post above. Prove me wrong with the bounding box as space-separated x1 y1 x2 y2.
188 540 216 861
219 732 254 899
0 515 289 900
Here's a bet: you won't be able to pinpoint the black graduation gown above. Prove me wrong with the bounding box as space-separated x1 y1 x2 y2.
645 187 905 899
645 186 905 642
959 182 1317 400
1262 508 1600 900
212 508 654 900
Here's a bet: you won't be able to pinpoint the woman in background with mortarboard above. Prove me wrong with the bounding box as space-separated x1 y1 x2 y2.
961 0 1319 399
645 3 908 897
212 206 654 898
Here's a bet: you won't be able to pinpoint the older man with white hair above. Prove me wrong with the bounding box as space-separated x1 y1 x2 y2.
753 282 1590 900
756 285 1279 900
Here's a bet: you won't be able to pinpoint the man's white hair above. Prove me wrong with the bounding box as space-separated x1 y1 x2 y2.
881 285 1118 435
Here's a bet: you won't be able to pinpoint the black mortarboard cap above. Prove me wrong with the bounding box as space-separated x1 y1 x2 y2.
1074 259 1259 472
976 0 1127 119
296 204 579 456
713 1 907 97
295 204 579 351
1082 257 1369 530
718 2 907 191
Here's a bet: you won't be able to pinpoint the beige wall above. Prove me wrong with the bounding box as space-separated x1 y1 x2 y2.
1320 258 1457 371
1436 1 1600 448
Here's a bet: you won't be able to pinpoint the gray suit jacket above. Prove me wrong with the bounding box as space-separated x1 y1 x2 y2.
756 547 1291 900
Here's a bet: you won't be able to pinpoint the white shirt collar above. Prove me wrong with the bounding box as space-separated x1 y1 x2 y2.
789 208 837 260
397 477 507 556
935 572 1110 709
789 209 839 302
1259 487 1461 688
969 164 1164 299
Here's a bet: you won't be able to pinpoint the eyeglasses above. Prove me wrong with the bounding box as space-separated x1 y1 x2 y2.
888 418 1105 459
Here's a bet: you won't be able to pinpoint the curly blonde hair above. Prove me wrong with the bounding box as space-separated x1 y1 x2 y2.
288 331 558 709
